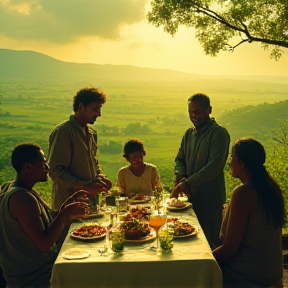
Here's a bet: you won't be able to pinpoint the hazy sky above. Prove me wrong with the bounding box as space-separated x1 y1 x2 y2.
0 0 287 76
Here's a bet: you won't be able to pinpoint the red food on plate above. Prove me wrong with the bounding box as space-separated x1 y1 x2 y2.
133 194 145 200
72 224 106 238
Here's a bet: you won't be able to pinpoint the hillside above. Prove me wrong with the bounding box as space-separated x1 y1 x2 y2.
218 99 288 143
1 48 288 119
0 48 202 82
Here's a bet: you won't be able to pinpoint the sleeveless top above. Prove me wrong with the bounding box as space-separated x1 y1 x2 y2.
220 202 283 286
0 182 59 288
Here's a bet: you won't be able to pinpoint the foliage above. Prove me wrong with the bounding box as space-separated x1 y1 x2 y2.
218 100 288 144
147 0 288 59
100 140 122 154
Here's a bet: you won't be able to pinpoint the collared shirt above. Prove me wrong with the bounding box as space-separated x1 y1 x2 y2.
175 118 230 208
48 115 103 209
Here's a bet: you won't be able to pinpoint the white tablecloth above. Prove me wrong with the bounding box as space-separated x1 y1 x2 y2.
51 208 223 288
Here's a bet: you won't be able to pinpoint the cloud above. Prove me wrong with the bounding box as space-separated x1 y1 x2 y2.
0 0 147 43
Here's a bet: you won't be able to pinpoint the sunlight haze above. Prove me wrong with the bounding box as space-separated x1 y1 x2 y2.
0 0 287 76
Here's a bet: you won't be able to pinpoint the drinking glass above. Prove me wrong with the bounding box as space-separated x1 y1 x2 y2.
159 225 174 252
100 192 107 210
148 212 167 251
108 224 125 253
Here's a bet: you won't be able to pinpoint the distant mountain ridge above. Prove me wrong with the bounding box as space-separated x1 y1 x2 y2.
0 48 202 82
1 48 288 84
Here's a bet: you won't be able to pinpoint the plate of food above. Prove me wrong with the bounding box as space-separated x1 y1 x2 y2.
130 194 151 204
70 224 106 240
167 217 198 238
120 218 156 243
174 225 199 238
126 229 156 243
167 198 191 211
73 212 105 222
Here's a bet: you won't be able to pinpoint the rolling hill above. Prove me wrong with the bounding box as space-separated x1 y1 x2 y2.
218 99 288 144
0 48 203 82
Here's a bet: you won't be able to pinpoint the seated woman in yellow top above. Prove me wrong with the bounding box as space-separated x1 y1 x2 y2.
116 139 161 198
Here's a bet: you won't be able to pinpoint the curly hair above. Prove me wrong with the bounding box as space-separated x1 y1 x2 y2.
123 139 146 158
73 87 107 112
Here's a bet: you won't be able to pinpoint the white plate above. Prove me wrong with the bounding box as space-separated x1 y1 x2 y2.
174 224 199 238
130 196 151 204
167 202 191 211
73 213 105 222
62 249 90 260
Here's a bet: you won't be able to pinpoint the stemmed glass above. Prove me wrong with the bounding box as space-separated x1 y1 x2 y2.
149 212 167 251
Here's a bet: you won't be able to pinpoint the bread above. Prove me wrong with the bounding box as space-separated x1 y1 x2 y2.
169 198 186 208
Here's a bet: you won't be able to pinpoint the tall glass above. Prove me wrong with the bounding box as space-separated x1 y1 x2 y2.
108 224 125 253
149 213 167 251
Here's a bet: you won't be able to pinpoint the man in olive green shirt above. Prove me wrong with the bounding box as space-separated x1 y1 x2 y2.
171 93 230 249
48 87 112 210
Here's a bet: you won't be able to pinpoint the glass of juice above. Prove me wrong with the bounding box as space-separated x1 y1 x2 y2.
148 212 167 251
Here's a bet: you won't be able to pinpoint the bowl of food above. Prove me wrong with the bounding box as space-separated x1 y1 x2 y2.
120 218 151 240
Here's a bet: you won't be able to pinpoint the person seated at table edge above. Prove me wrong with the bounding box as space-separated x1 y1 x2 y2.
116 139 161 198
213 137 286 287
0 142 90 288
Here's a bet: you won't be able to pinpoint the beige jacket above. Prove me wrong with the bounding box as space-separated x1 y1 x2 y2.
48 115 103 209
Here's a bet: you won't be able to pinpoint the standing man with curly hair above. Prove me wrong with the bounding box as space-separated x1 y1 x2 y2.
48 87 112 210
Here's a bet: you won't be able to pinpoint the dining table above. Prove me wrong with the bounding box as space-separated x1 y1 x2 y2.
50 204 223 288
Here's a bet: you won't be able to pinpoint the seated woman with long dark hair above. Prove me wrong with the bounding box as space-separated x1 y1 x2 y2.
213 137 286 288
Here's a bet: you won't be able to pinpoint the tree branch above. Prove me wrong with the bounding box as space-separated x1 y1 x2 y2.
226 39 250 52
194 5 288 48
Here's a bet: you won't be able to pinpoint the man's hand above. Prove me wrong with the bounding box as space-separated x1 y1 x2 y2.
60 190 90 211
84 180 109 196
62 202 90 220
96 174 113 190
175 175 187 186
170 182 189 199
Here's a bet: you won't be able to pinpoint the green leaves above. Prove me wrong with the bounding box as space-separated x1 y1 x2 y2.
147 0 288 59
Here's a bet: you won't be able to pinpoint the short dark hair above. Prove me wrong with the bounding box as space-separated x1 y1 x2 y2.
123 139 146 158
188 93 210 110
73 87 107 112
11 142 42 172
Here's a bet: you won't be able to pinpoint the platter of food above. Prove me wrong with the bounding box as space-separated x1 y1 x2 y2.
174 225 199 238
130 194 151 204
125 229 156 243
70 224 106 241
167 217 198 238
120 217 155 243
167 202 191 211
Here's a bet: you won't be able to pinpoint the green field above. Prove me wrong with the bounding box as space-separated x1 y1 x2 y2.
1 78 288 213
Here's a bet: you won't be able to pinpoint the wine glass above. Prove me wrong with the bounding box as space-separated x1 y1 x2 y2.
149 212 167 251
